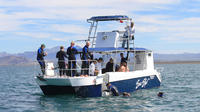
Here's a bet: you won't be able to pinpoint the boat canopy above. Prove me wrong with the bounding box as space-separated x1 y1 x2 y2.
77 47 149 53
87 15 130 22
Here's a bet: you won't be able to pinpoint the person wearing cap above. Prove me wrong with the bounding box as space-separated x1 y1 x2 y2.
81 41 91 75
37 44 47 75
67 41 78 76
122 21 135 48
56 46 67 76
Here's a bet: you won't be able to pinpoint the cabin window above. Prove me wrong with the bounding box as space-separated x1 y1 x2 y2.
135 55 141 64
133 51 147 71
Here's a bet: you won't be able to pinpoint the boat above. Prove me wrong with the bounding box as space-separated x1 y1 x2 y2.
35 15 161 97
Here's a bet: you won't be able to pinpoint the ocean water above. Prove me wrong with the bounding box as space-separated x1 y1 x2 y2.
0 64 200 112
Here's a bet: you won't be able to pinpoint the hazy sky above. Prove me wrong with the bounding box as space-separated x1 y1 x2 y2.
0 0 200 53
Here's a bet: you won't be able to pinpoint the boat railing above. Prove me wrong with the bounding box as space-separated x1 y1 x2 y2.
34 60 99 77
115 30 134 48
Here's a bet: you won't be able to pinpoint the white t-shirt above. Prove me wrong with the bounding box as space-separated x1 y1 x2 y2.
89 63 95 76
124 26 135 37
96 62 102 74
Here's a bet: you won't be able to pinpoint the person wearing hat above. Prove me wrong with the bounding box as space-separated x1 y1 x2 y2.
37 44 47 75
67 41 78 76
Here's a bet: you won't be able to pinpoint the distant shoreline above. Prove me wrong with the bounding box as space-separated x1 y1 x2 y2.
155 61 200 64
1 61 200 66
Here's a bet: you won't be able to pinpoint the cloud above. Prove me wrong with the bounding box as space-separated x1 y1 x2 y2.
0 13 21 31
0 0 180 7
52 35 86 42
1 0 200 54
52 35 88 48
0 0 181 32
155 17 200 43
0 0 181 21
16 32 52 39
136 25 159 33
50 24 88 34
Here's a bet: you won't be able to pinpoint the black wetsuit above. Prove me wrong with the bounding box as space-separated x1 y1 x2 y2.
121 57 128 63
108 85 119 96
37 47 46 75
105 62 114 72
56 50 67 76
67 46 78 76
81 45 91 75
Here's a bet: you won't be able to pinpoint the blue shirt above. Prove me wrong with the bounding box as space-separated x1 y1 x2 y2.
82 45 90 60
37 48 45 60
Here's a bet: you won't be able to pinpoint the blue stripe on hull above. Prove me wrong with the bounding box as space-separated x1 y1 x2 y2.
75 85 102 97
111 75 161 94
40 86 75 95
40 85 102 97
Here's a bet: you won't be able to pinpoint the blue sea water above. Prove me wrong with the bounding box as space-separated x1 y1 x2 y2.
0 64 200 112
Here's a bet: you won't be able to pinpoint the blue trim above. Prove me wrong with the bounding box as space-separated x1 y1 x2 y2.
40 84 102 97
38 48 42 54
75 85 102 97
111 75 161 94
40 85 75 95
77 47 149 53
88 15 129 21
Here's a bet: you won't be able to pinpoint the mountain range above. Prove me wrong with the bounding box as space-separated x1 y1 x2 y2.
0 46 200 65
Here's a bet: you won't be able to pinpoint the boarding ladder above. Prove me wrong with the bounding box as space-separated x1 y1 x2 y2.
101 74 109 92
88 21 98 48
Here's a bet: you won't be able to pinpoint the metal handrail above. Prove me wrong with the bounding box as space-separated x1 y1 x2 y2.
35 60 99 77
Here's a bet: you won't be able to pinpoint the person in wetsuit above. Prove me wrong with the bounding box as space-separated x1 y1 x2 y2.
67 41 78 76
56 46 67 76
81 41 91 75
105 58 114 72
120 53 128 64
37 44 47 75
106 82 119 96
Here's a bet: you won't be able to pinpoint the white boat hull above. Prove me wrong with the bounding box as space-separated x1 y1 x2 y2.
35 70 161 97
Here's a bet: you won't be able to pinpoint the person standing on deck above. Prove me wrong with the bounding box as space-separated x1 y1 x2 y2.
81 41 91 75
89 60 97 76
37 44 47 75
120 53 128 64
67 41 78 76
105 58 114 72
122 21 135 48
96 57 103 74
56 46 67 76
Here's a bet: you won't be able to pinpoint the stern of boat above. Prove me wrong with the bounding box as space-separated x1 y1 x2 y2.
35 75 104 97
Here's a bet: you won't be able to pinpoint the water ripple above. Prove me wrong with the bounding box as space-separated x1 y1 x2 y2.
0 64 200 112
